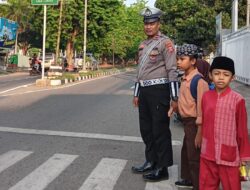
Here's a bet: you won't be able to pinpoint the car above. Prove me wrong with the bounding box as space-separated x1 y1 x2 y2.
39 53 55 71
86 53 99 70
74 55 83 70
73 53 99 70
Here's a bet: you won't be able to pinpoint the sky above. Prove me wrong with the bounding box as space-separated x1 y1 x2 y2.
125 0 156 7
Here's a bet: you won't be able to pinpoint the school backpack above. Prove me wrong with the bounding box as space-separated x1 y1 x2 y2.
190 74 214 101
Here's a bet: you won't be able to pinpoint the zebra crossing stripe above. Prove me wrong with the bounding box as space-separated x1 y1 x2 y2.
145 165 178 190
9 153 78 190
78 158 127 190
0 150 33 174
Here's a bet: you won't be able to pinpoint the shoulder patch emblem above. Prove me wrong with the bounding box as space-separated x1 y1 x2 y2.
165 40 174 53
139 44 145 50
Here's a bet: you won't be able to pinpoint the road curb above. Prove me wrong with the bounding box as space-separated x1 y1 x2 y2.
36 68 135 87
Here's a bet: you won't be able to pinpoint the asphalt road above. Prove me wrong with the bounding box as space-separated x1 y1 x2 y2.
0 72 39 94
0 71 184 190
0 71 249 190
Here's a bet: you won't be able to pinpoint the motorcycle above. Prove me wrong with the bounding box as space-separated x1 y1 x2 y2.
29 58 42 76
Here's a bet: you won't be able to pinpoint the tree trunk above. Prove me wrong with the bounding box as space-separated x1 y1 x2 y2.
66 40 73 66
55 0 64 65
14 30 19 54
20 42 29 55
66 28 77 66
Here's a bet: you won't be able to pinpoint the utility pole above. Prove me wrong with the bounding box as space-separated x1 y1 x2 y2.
55 0 64 65
42 5 47 79
82 0 87 71
232 0 238 32
112 37 115 68
247 0 250 26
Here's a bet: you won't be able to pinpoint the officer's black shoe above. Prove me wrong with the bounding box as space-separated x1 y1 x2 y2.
131 161 155 174
175 179 193 189
142 167 169 182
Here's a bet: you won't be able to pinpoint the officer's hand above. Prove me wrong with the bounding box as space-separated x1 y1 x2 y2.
168 106 174 117
195 125 202 148
170 100 178 113
133 97 139 107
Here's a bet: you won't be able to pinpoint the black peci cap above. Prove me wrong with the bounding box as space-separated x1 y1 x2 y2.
210 56 235 75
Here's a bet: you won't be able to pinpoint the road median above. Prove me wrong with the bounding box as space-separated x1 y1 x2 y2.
36 67 135 87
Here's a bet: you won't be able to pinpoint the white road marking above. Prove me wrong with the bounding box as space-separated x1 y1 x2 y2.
0 83 33 94
78 158 127 190
114 89 132 95
0 73 120 97
9 153 78 190
145 165 178 190
0 150 33 173
0 126 182 145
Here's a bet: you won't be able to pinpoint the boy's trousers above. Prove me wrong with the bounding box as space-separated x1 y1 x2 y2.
181 117 200 190
200 157 241 190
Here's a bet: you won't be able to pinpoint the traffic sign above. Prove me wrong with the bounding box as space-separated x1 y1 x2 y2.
31 0 58 5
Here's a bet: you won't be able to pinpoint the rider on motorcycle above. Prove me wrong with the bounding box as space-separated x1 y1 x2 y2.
30 54 41 73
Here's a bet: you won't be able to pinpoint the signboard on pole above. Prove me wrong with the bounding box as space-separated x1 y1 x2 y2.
31 0 58 5
31 0 58 80
0 18 18 48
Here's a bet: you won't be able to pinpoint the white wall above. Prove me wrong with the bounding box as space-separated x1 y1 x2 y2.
222 27 250 85
17 54 30 68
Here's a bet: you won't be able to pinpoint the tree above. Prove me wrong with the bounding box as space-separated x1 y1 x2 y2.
31 0 85 66
155 0 248 53
86 0 124 63
90 0 146 64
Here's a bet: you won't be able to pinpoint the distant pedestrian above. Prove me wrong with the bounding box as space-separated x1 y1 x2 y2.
200 56 250 190
169 44 209 190
131 7 179 182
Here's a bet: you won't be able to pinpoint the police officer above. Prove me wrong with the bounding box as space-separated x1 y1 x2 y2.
131 7 179 181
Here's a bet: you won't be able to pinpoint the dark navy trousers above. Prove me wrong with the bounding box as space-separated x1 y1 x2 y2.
138 84 173 168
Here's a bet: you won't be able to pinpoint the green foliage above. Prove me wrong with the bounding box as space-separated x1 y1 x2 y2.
156 0 248 52
1 0 248 60
101 1 145 60
27 47 41 57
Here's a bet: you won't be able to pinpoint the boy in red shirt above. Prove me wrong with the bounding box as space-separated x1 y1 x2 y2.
169 44 209 190
200 56 250 190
